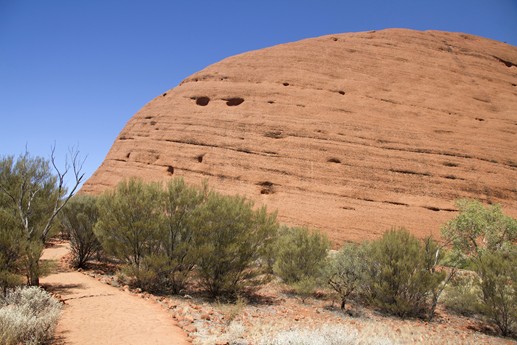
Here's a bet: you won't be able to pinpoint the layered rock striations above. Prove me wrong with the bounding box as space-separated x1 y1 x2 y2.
82 29 517 244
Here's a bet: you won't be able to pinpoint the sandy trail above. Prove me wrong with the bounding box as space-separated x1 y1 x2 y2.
41 243 189 345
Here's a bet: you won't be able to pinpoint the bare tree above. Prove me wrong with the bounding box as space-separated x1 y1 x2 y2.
0 146 85 285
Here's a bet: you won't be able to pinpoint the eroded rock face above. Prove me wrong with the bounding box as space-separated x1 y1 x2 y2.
82 29 517 244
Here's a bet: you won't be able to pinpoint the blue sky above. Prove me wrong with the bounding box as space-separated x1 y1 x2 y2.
1 0 516 188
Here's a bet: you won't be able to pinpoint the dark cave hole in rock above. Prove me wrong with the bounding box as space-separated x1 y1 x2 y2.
443 162 459 167
162 93 167 97
264 131 284 139
197 154 205 163
475 118 485 122
338 90 345 95
283 82 289 86
126 153 131 159
257 181 275 194
225 98 244 106
166 166 174 175
195 97 210 106
268 101 275 104
327 158 341 163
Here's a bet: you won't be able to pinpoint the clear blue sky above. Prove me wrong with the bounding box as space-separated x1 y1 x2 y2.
1 0 516 188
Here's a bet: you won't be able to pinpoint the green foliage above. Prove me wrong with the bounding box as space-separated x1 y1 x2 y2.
193 193 278 297
273 226 329 286
94 178 163 284
442 271 483 316
0 207 23 293
292 277 317 303
325 243 368 310
443 199 517 336
0 150 83 286
94 178 278 297
156 178 208 293
475 249 517 336
364 228 445 318
442 199 517 259
60 195 101 268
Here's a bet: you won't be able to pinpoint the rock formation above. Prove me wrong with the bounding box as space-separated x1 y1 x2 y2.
82 29 517 244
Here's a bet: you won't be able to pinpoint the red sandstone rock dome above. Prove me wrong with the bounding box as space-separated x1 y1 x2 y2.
82 29 517 244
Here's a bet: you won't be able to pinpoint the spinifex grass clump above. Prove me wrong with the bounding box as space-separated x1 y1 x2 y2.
0 286 62 345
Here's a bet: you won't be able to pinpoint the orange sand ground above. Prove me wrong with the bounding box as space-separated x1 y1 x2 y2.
41 243 189 345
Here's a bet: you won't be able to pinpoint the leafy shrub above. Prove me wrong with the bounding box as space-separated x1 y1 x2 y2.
442 270 483 316
292 277 318 303
442 199 517 258
364 228 445 318
155 178 208 293
94 178 163 285
60 195 101 268
0 208 23 293
325 243 368 310
0 150 84 286
274 226 329 285
193 193 278 297
475 249 517 336
0 286 61 345
442 199 517 336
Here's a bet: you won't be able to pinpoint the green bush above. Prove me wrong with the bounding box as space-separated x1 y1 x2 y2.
364 228 445 318
93 178 279 297
0 286 61 345
60 195 101 268
475 249 517 336
0 150 84 286
325 243 369 310
442 199 517 258
94 178 163 285
193 192 278 297
0 207 23 293
442 270 483 316
273 226 329 298
155 178 208 293
442 199 517 336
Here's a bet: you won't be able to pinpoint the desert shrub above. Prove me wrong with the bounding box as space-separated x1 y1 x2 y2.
442 270 483 316
0 207 24 293
60 195 101 268
0 150 84 286
475 249 517 336
442 199 517 258
0 286 61 345
442 199 517 336
363 228 445 318
325 243 369 310
193 192 278 297
154 178 208 293
292 277 318 303
94 178 163 285
274 226 329 285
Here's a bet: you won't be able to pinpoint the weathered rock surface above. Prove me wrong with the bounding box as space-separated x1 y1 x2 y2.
82 29 517 244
